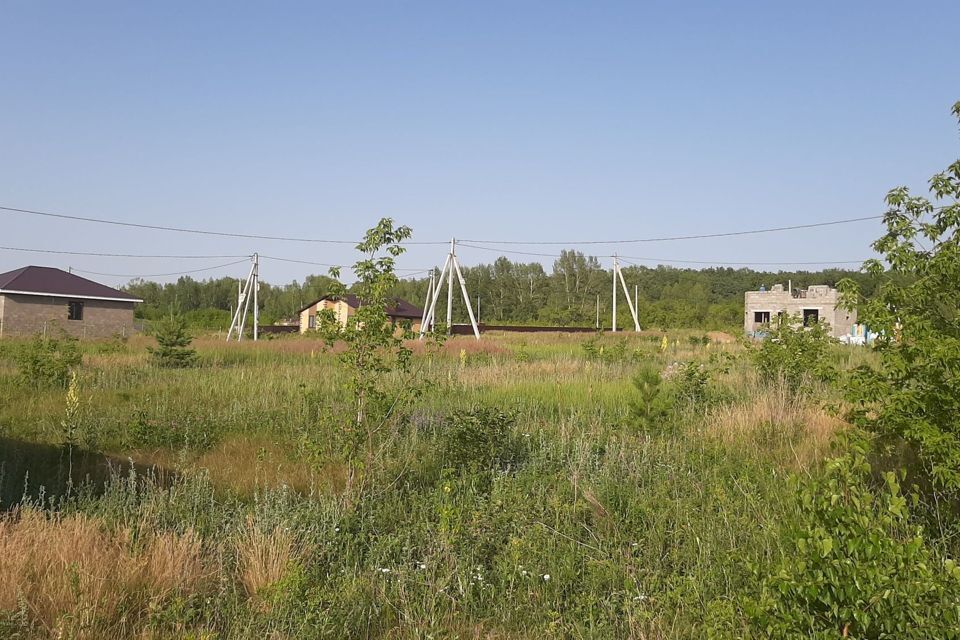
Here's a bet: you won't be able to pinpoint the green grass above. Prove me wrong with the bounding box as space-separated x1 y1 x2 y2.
0 331 863 638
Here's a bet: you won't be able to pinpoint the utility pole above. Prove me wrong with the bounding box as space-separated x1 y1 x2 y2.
611 255 641 333
420 238 480 339
226 254 259 341
252 252 259 341
612 255 618 333
446 239 455 332
420 270 435 331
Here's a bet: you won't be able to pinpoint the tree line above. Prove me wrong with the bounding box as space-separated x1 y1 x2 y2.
125 250 878 332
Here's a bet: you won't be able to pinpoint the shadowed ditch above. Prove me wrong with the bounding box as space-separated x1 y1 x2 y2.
0 437 176 510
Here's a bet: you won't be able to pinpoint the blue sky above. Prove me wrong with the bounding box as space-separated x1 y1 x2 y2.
1 1 958 286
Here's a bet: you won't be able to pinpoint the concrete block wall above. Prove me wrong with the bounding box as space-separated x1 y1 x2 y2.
0 294 136 339
744 285 856 338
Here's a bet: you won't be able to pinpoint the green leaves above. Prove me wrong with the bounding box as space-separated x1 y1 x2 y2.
748 442 960 639
841 101 960 497
750 313 836 389
15 332 83 388
317 218 423 470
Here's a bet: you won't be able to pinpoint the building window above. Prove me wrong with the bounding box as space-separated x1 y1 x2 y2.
803 308 819 326
308 314 316 329
67 300 84 321
753 311 771 324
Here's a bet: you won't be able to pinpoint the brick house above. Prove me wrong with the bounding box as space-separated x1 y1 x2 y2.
0 266 142 339
298 294 422 334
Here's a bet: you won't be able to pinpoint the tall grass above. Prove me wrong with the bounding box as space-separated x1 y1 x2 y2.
0 508 211 639
0 331 873 637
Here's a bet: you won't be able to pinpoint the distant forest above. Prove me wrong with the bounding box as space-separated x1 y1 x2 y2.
124 250 879 331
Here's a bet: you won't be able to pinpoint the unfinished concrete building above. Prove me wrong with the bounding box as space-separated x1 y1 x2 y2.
744 283 856 339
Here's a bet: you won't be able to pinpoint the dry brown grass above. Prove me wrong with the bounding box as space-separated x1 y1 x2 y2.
704 382 845 469
194 438 327 494
128 437 348 496
236 521 299 598
0 509 211 639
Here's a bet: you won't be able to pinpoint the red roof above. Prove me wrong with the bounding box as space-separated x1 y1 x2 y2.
0 266 142 302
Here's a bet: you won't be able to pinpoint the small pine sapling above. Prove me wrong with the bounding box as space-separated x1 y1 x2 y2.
148 314 198 368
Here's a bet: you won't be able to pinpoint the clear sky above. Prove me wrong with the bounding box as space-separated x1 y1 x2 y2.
2 1 958 287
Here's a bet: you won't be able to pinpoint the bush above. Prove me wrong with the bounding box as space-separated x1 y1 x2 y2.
748 440 960 638
838 106 960 496
751 314 835 389
672 361 710 408
440 408 525 472
148 315 198 368
15 333 82 388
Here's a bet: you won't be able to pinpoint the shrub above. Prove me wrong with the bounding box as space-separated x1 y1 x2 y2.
751 314 835 389
748 440 960 638
15 333 82 388
673 361 710 408
148 315 198 368
838 103 960 496
440 408 524 472
581 336 632 363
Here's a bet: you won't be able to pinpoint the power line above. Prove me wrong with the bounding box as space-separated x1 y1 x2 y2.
457 242 866 267
617 256 866 267
259 254 430 272
0 240 866 272
2 203 885 247
0 245 249 259
458 243 565 258
461 215 884 245
0 204 448 245
72 259 250 279
0 245 430 272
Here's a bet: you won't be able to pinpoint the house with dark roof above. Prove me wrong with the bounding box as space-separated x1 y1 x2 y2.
298 294 423 334
0 266 142 339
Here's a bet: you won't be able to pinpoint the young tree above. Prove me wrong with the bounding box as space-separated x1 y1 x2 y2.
839 101 960 494
148 314 198 368
318 218 418 475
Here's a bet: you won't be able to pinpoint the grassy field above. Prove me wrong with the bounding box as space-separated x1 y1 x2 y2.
0 330 853 638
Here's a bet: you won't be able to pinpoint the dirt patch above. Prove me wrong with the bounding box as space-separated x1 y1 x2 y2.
707 331 737 344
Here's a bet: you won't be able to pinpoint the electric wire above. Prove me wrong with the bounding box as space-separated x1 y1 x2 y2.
0 245 250 259
3 203 885 246
460 215 884 245
0 245 429 275
258 254 430 272
457 242 866 267
0 240 867 274
71 259 250 279
0 205 448 245
617 256 866 267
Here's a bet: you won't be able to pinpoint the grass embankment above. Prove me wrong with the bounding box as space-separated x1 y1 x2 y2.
0 331 844 638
